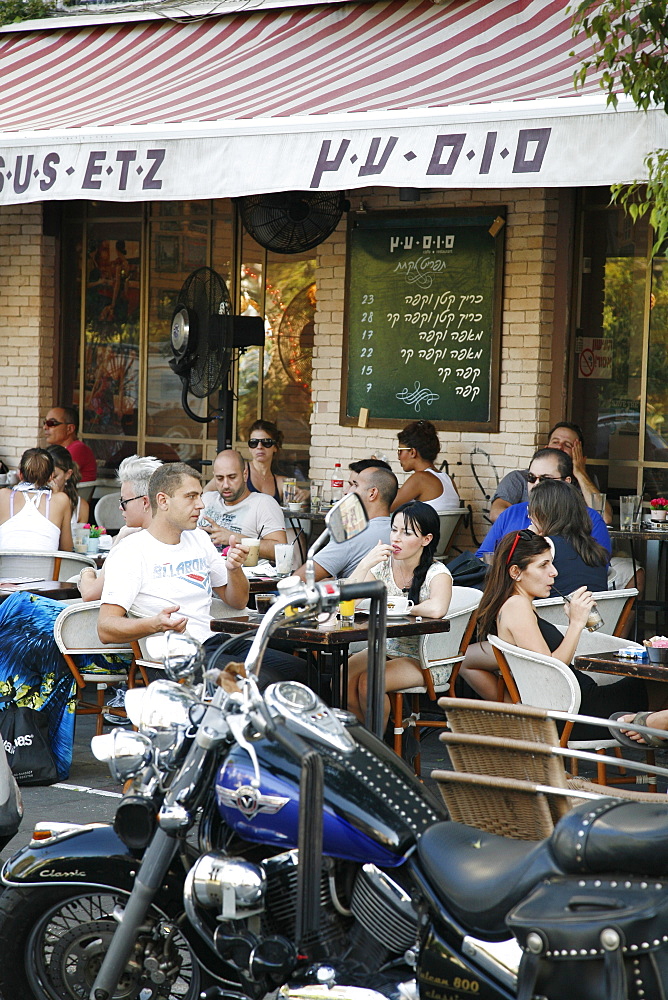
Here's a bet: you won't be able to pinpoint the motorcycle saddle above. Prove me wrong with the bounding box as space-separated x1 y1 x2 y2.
416 820 562 936
551 797 668 876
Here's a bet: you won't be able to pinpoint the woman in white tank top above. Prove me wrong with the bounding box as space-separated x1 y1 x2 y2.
391 419 460 512
0 448 73 555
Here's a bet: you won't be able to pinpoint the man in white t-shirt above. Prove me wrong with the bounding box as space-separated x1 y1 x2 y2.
99 462 306 686
199 450 287 561
98 462 249 646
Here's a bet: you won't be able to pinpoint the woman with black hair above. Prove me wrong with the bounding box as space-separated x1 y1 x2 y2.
345 500 452 724
246 419 285 502
528 478 608 595
392 419 459 512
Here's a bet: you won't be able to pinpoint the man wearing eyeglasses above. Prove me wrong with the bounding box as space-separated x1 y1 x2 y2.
199 450 287 561
43 405 97 483
489 421 611 524
476 448 611 563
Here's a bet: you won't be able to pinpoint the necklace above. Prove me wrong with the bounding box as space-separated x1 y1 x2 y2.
391 557 413 594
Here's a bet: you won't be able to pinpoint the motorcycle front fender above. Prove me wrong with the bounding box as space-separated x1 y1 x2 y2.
1 823 182 909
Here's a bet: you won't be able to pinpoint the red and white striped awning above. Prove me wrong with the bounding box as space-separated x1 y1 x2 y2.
0 0 665 203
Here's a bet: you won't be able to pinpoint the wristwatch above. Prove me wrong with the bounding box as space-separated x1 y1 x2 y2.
77 567 97 590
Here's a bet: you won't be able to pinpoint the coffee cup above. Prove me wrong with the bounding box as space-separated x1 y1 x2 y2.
386 596 414 615
242 537 261 568
274 543 293 577
255 593 277 615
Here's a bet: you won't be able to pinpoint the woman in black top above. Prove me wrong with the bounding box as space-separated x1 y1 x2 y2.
527 478 609 595
460 530 648 739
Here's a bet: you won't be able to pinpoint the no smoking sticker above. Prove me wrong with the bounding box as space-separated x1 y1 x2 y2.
579 348 595 377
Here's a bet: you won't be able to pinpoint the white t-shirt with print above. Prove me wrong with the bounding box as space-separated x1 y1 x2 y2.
101 528 227 643
198 490 285 538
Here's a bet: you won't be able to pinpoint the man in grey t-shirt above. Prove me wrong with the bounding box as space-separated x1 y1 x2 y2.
294 465 398 581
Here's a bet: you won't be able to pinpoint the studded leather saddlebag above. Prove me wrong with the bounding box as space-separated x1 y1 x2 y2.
507 874 668 1000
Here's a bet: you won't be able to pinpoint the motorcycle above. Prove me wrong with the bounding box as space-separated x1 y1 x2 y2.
2 492 668 1000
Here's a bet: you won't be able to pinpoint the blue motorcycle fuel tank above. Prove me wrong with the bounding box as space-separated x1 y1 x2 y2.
215 723 445 867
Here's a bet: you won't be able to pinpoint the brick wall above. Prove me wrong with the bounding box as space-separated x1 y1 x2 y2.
311 187 561 549
0 203 55 470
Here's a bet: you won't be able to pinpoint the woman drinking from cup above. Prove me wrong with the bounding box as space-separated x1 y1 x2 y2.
345 501 452 725
459 530 656 739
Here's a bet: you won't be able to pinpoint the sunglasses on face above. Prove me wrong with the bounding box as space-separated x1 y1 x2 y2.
43 418 66 428
526 472 565 484
248 438 275 448
119 494 146 511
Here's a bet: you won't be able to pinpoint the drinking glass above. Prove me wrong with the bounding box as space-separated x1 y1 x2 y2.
283 480 297 506
619 495 641 531
274 543 294 577
310 480 323 512
73 526 90 554
590 492 606 516
337 579 355 625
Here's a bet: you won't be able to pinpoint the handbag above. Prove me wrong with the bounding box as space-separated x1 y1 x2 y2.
445 550 488 589
508 874 668 1000
0 702 58 786
0 740 22 844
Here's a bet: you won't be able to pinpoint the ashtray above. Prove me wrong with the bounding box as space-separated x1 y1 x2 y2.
644 643 668 664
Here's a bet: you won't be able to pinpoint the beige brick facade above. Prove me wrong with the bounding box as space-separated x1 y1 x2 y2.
0 202 55 468
310 187 560 546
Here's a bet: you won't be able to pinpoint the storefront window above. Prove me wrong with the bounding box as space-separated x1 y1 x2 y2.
571 196 668 497
59 200 314 477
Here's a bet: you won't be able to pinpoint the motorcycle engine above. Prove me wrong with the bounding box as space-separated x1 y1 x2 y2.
185 849 418 985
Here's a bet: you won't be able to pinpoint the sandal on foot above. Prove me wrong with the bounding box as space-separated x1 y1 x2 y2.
608 711 668 749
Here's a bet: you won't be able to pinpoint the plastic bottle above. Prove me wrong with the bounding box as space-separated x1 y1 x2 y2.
330 463 344 503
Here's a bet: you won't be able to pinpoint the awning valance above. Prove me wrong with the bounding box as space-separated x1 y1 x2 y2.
0 0 664 204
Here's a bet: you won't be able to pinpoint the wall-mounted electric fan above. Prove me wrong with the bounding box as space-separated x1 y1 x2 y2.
236 191 348 253
169 266 264 443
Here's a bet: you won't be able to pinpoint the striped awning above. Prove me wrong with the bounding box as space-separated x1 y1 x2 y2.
0 0 665 203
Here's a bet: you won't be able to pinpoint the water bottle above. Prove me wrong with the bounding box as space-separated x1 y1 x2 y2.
330 463 344 503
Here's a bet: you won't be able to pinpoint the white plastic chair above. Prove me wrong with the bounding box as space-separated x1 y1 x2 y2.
435 509 464 559
0 549 96 581
54 600 151 735
533 588 638 637
94 492 125 531
486 634 649 784
389 585 482 770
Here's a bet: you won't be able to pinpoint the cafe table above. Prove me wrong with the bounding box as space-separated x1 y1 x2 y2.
281 507 327 561
609 525 668 637
210 611 450 716
574 649 668 684
0 580 80 603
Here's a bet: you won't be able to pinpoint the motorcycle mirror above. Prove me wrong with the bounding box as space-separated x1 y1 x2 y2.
144 631 204 683
324 493 368 543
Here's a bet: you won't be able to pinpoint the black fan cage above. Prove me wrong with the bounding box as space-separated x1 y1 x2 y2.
278 282 316 391
236 191 347 254
173 267 233 398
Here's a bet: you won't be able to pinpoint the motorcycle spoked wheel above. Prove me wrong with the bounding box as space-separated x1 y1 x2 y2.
0 885 212 999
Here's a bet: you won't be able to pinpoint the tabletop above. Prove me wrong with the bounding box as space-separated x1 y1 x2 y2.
0 580 80 603
575 650 668 683
210 612 450 645
609 527 668 542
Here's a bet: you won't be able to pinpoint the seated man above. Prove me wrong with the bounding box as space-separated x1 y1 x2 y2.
490 421 612 524
294 465 398 582
199 449 287 561
477 448 611 563
98 462 305 686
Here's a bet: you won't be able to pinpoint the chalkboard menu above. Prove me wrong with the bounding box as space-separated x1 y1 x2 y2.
342 209 504 431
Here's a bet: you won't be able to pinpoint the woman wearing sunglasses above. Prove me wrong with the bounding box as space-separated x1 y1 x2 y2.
391 419 460 512
459 529 654 739
245 420 285 503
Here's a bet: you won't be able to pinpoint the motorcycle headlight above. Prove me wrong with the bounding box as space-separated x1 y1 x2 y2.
91 729 152 782
133 679 200 757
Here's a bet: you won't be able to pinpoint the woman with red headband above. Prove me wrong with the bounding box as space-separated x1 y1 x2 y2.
459 529 651 739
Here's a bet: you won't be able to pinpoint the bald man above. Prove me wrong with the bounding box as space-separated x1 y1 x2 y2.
199 449 286 561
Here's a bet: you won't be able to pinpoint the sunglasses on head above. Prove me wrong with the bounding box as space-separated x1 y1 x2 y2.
526 472 565 484
248 438 275 448
43 418 66 428
506 528 535 564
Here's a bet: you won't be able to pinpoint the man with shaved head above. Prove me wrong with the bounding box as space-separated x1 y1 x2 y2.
200 449 286 561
